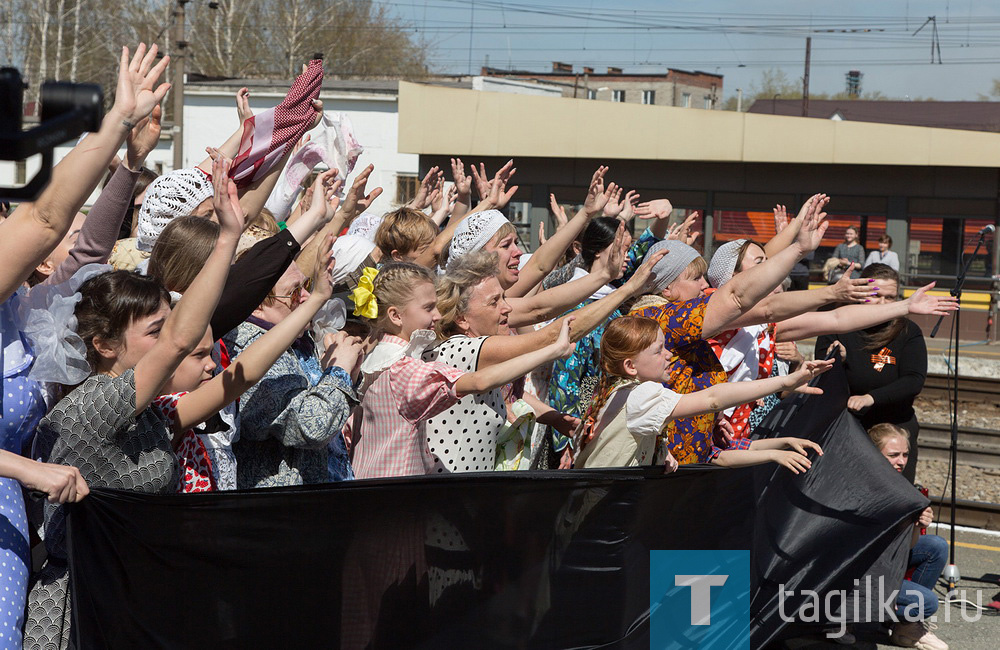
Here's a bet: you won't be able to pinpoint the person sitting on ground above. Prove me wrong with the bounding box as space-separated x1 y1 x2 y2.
869 423 949 650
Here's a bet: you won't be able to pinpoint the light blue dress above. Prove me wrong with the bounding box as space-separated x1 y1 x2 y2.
0 295 46 648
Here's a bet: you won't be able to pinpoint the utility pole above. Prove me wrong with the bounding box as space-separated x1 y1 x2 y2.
802 37 811 117
171 0 190 171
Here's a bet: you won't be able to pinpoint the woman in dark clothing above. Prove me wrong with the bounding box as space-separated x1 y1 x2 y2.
816 263 927 482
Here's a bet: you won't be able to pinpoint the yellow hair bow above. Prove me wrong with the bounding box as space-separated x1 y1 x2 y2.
350 267 379 319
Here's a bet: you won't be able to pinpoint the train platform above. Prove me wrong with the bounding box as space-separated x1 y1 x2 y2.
798 335 1000 379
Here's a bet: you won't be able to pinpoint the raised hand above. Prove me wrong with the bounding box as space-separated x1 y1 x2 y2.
785 358 834 394
602 185 625 218
311 233 336 301
310 169 344 224
408 166 443 210
593 222 627 281
484 175 519 210
793 194 830 253
582 166 609 215
236 87 253 124
125 103 162 170
210 154 244 237
114 43 171 126
340 164 382 220
619 190 640 222
635 197 673 221
538 221 548 246
906 282 960 316
627 246 668 294
773 204 789 233
450 157 472 197
829 264 876 302
549 193 569 229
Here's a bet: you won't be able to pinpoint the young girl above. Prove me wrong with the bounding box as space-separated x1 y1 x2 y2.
351 262 576 479
573 316 831 472
25 154 242 648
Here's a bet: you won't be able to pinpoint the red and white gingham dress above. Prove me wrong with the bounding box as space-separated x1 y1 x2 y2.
353 336 466 479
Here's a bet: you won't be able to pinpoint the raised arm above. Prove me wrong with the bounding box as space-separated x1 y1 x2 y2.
763 195 825 258
132 156 241 413
295 166 374 278
775 282 957 342
432 160 516 258
456 318 575 395
506 166 611 298
479 248 666 368
702 195 828 338
0 43 169 302
450 158 473 222
172 234 338 431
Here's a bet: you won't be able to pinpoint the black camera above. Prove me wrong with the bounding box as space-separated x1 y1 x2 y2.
0 68 104 202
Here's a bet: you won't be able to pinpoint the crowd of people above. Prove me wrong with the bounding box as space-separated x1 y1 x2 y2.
0 45 963 649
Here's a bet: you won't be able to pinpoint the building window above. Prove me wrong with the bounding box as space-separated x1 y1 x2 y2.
395 173 419 205
587 89 597 100
704 96 712 109
681 93 691 108
612 89 625 103
642 90 655 105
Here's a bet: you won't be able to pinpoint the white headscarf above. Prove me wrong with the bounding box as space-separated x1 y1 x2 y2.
447 209 510 269
707 239 748 288
136 168 213 252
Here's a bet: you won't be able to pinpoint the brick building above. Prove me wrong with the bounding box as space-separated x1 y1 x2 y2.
481 62 722 109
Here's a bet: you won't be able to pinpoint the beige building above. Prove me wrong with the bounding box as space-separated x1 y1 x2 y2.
398 81 1000 339
481 62 722 109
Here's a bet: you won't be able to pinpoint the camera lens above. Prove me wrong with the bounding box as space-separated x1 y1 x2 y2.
41 81 104 133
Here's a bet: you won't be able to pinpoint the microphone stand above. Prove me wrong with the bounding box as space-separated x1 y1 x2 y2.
929 227 989 599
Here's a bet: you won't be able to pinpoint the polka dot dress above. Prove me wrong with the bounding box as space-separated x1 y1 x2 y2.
1 296 46 648
421 337 505 473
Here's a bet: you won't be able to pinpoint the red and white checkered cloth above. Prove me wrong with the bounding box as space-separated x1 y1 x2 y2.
353 337 466 479
230 59 324 188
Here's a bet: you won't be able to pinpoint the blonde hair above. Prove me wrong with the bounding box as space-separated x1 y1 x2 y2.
679 256 708 281
371 262 437 334
439 220 517 270
245 207 280 236
148 215 220 292
435 249 500 338
868 423 909 451
375 208 437 258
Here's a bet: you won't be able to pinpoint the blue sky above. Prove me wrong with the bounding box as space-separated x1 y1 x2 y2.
380 0 1000 101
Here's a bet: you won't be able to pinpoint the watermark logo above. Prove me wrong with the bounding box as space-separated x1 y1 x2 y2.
650 550 751 649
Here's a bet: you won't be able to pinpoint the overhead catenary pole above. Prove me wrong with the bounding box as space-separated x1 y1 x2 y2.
802 37 811 117
171 0 189 171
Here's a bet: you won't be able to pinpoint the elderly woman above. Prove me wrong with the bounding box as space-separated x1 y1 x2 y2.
421 249 661 473
226 260 364 488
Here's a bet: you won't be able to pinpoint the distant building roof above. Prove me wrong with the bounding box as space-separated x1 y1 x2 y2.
185 75 475 96
747 99 1000 133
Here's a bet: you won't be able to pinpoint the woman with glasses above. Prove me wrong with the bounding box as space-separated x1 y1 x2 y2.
816 264 929 482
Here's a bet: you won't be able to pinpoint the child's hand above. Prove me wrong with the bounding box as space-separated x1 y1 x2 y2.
310 233 336 301
784 358 833 394
552 316 577 359
322 331 365 375
210 152 245 238
783 437 823 457
769 449 812 474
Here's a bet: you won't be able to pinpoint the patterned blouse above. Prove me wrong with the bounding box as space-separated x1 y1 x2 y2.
547 228 659 450
628 294 729 465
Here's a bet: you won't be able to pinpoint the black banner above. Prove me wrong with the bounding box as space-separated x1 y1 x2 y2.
66 362 925 649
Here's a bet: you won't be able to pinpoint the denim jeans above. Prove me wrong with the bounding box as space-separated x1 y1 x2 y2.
896 534 948 620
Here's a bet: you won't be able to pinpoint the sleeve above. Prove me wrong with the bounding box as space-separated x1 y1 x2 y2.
708 436 752 461
210 228 301 338
85 370 140 435
614 228 659 287
389 358 466 422
661 295 710 349
868 324 927 407
541 259 580 290
862 252 876 269
853 247 866 266
625 382 682 437
888 252 900 271
238 355 357 449
45 164 141 286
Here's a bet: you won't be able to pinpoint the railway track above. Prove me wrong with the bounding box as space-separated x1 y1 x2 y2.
918 423 1000 470
927 496 1000 531
922 373 1000 403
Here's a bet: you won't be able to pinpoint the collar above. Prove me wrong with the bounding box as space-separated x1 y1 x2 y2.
246 315 314 357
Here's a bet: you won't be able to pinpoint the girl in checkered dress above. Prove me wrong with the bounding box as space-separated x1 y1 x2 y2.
351 262 576 479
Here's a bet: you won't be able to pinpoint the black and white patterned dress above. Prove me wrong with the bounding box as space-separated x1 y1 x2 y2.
421 336 505 473
24 370 179 649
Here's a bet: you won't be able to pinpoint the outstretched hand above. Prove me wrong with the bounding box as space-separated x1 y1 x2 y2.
553 316 577 358
210 154 244 238
236 87 253 124
793 194 830 253
785 358 834 394
125 103 162 170
311 233 336 301
340 164 382 220
830 264 876 303
906 282 960 315
582 166 610 215
628 247 668 294
114 43 171 125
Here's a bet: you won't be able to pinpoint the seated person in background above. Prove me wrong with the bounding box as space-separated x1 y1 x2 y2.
869 423 949 650
864 234 900 271
825 225 865 282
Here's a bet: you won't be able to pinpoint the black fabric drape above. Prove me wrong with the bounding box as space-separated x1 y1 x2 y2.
66 362 925 649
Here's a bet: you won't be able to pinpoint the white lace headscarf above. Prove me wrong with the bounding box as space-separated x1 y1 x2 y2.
447 210 510 269
707 239 748 288
136 168 214 252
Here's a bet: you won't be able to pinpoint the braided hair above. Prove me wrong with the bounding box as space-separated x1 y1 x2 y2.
573 315 663 454
369 261 437 336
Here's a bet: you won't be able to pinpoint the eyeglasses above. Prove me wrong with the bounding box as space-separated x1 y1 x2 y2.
272 283 308 303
